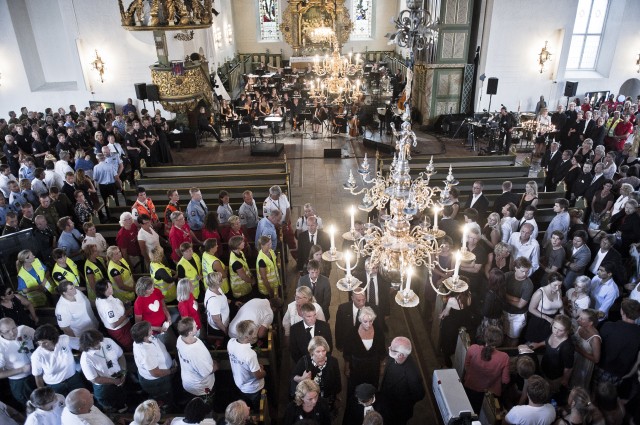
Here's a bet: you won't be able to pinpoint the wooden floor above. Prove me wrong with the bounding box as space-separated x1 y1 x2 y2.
169 126 499 424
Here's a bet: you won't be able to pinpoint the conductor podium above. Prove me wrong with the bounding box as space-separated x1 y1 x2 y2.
251 116 285 157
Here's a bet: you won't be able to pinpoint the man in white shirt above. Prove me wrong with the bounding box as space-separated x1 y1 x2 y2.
500 203 519 243
44 160 64 190
227 320 266 411
61 388 114 425
262 185 291 225
588 234 622 279
32 324 84 394
508 223 540 274
0 318 37 405
228 298 277 339
56 284 99 337
542 198 570 245
0 164 17 199
176 317 217 397
504 375 555 425
54 151 74 181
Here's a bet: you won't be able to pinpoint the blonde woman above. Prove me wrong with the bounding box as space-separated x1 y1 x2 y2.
106 245 135 302
149 246 177 303
516 181 539 219
482 212 502 249
16 249 52 307
282 286 326 337
201 238 229 294
177 278 202 333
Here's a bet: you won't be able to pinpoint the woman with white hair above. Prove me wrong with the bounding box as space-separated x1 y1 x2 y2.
282 286 326 337
343 305 386 397
611 183 634 217
106 246 135 302
116 211 142 268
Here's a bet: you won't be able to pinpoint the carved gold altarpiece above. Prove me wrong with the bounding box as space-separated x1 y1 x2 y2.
280 0 352 56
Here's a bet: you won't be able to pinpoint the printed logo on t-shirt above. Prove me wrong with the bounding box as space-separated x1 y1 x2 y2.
56 314 62 321
108 311 115 318
148 300 160 312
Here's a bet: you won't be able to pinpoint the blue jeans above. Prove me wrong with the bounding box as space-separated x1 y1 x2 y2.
48 372 87 396
93 382 126 410
138 374 174 406
9 375 36 405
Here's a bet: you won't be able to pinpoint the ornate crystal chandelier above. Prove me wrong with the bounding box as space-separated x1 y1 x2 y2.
309 77 363 105
385 0 440 52
329 122 474 307
313 43 363 78
308 26 335 44
310 35 363 104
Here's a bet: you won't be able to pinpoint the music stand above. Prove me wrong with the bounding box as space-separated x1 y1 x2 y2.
298 112 312 140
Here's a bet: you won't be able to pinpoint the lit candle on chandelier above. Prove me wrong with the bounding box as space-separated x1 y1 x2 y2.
329 225 336 251
405 267 413 292
453 251 462 279
433 206 440 230
461 223 468 250
350 205 355 231
345 251 352 277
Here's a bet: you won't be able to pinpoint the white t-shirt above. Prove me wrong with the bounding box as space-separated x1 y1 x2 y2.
80 338 123 381
61 405 115 425
176 337 215 396
32 335 80 385
263 194 290 223
81 234 109 258
133 337 173 381
228 298 274 339
227 338 264 394
56 291 99 336
137 227 160 257
96 296 128 331
24 393 65 425
0 325 36 379
204 289 229 330
505 404 556 425
0 401 20 425
171 419 216 425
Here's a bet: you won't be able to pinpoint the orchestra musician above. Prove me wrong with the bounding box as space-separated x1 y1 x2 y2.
221 100 237 121
495 106 514 155
534 107 552 157
259 97 271 118
290 97 302 131
311 101 328 138
332 104 347 134
197 106 223 143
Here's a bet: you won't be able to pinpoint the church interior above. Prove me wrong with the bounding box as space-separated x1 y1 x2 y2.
2 0 640 424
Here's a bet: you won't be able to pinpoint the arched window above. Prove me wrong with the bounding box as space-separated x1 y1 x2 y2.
258 0 281 41
351 0 373 40
566 0 609 70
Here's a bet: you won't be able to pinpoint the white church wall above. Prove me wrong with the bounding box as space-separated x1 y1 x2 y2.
0 0 236 117
477 0 640 114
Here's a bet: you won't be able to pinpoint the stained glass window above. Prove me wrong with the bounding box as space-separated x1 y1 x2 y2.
351 0 373 40
258 0 281 41
567 0 609 69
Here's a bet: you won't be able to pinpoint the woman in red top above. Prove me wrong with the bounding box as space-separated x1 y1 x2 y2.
462 326 510 413
201 211 222 257
222 215 251 259
176 278 202 335
116 212 142 266
133 276 177 350
168 211 200 263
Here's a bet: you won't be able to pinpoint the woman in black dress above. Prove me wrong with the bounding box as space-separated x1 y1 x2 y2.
476 268 506 343
439 287 472 359
0 284 38 327
153 114 173 164
343 306 386 398
290 336 341 409
283 379 331 425
516 181 539 219
460 223 492 299
563 154 583 204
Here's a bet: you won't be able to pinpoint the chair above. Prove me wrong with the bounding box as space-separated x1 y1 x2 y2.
231 122 253 147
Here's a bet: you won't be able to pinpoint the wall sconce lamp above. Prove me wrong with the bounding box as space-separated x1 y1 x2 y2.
91 50 105 83
214 28 222 49
636 54 640 73
226 24 233 44
538 41 552 73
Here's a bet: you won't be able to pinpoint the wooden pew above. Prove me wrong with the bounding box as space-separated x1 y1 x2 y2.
378 154 518 170
141 160 288 178
381 165 532 180
136 172 290 191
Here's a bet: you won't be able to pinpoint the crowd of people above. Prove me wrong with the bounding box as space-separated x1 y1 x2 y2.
0 101 426 425
428 96 640 424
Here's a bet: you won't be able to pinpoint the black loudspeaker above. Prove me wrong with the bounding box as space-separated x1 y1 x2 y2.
564 81 578 97
363 137 395 154
486 78 499 95
323 148 342 158
146 84 160 101
134 83 147 100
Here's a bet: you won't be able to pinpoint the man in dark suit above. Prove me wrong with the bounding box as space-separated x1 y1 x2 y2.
438 205 461 246
588 233 625 284
550 149 574 191
289 303 333 363
579 110 596 142
335 291 367 352
353 258 391 318
343 383 390 425
541 141 562 192
463 180 489 225
296 216 330 272
297 259 332 320
492 180 521 215
583 162 605 220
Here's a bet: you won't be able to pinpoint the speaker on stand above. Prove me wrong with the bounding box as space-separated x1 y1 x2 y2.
564 81 578 108
486 77 498 112
134 83 148 110
146 84 160 110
